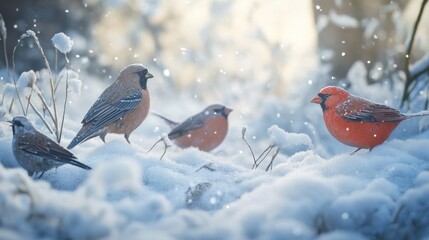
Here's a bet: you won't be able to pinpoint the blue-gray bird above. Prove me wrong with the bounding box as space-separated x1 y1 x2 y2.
9 116 91 178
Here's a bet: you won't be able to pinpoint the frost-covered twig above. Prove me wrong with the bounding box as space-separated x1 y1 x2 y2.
253 144 276 169
195 163 216 172
241 127 257 166
265 147 280 172
242 127 278 170
59 66 70 142
147 136 170 160
11 42 26 114
54 71 64 93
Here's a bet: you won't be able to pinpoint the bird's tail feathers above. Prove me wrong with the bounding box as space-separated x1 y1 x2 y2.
405 110 429 119
61 158 92 170
67 126 102 149
152 112 178 128
67 137 82 149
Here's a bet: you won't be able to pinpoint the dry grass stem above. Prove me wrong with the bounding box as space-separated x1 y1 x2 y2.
265 147 280 171
147 136 170 160
195 163 216 172
27 100 54 134
242 127 279 170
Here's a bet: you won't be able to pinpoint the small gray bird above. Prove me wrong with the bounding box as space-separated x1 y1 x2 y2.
9 116 91 178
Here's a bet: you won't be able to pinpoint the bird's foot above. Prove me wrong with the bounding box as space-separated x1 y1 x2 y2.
350 148 362 155
100 133 106 143
125 134 131 144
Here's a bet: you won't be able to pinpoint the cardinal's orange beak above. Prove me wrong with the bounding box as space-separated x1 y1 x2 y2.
311 95 322 104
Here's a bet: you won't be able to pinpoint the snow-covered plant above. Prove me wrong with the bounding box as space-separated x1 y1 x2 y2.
241 127 280 171
7 30 81 143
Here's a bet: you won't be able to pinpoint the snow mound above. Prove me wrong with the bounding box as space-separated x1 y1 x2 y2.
268 125 313 152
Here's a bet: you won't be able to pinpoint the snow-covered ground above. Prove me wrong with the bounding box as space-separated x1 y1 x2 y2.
1 1 429 239
1 62 429 239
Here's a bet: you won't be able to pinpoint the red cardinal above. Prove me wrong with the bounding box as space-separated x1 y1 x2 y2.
311 86 429 152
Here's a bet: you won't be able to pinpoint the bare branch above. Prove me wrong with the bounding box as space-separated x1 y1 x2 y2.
401 0 428 106
11 43 25 114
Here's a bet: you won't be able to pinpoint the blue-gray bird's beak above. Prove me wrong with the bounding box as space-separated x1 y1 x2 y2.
146 72 154 79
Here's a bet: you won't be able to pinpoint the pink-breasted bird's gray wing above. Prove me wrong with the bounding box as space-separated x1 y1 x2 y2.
168 113 205 140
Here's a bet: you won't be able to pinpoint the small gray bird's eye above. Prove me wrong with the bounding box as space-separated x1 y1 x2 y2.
13 121 24 127
137 69 148 78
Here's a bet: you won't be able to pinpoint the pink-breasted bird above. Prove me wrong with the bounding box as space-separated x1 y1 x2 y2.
67 64 153 149
154 104 232 152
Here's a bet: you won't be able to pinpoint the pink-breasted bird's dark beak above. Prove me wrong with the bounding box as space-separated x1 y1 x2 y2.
311 96 322 104
224 107 233 115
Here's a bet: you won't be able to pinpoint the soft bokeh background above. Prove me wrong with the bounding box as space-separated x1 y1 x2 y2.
2 0 429 239
2 0 428 104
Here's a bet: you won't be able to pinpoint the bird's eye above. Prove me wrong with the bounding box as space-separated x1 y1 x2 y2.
13 121 24 127
213 107 226 115
318 93 331 100
137 69 148 77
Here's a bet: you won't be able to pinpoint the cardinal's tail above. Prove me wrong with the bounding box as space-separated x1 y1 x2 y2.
405 110 429 119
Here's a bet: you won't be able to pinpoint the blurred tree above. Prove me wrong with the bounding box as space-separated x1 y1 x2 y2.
312 0 408 85
0 0 97 76
401 0 429 108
